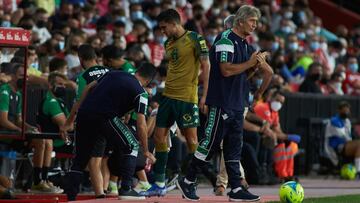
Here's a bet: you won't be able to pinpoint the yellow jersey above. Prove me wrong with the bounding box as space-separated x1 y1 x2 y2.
163 31 208 103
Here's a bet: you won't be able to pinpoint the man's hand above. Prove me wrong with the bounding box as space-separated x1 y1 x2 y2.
144 151 156 164
199 96 208 115
248 51 259 67
256 51 269 67
59 123 71 141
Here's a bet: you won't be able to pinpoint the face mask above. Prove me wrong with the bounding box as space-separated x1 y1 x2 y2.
281 26 292 34
310 73 321 81
71 45 78 52
340 48 347 56
284 11 293 19
255 78 263 88
270 101 282 112
53 86 66 98
310 41 320 51
339 112 350 119
151 87 157 96
340 72 346 80
320 42 328 51
333 82 342 90
158 81 165 89
212 8 220 16
1 21 11 27
248 93 254 104
62 70 68 76
131 11 143 21
156 36 167 45
22 24 33 30
36 20 47 28
315 26 321 34
297 32 306 40
17 78 24 89
331 52 339 58
59 41 65 50
298 11 306 22
349 63 359 73
116 16 127 23
306 29 314 36
272 42 280 51
288 42 299 51
30 62 39 70
206 35 217 45
176 0 187 7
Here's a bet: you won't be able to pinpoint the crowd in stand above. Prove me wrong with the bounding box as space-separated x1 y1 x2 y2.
0 0 359 199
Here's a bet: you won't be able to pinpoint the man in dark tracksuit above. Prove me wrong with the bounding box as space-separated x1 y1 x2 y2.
177 5 273 202
62 44 110 198
63 63 156 201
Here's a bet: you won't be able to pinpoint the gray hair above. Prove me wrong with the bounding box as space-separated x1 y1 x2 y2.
233 5 261 27
224 14 235 29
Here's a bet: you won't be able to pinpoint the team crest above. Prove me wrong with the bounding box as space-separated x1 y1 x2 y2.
183 114 192 121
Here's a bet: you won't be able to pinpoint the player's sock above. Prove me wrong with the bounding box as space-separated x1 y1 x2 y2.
154 143 168 184
42 167 49 181
33 167 42 185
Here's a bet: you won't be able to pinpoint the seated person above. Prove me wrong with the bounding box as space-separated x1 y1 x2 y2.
254 89 300 181
324 101 360 176
49 57 77 90
0 64 59 192
37 72 72 193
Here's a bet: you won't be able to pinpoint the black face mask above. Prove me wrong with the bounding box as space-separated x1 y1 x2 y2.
310 73 321 81
339 112 350 119
71 45 78 52
53 86 66 98
21 24 33 30
36 20 47 28
16 78 24 89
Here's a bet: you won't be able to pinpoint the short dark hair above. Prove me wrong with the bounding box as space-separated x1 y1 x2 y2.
10 56 24 64
137 62 156 80
48 72 67 86
5 63 23 75
101 45 124 59
338 101 350 110
49 57 67 72
78 44 97 61
157 9 181 24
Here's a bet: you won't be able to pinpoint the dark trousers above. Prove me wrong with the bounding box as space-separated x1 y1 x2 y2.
241 130 261 184
186 106 244 189
65 111 139 200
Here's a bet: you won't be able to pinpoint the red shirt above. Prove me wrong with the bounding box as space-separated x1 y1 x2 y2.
148 41 165 67
343 71 360 95
254 101 279 127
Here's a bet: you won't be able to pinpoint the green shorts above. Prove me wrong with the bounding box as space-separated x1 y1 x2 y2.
156 96 199 129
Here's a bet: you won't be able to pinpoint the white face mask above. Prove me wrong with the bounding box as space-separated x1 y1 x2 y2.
340 72 346 80
270 101 282 112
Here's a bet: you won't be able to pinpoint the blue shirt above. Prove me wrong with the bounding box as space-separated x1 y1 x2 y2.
79 71 148 119
206 29 255 111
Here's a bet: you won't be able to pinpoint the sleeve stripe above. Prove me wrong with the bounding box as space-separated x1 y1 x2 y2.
216 44 234 53
140 96 148 105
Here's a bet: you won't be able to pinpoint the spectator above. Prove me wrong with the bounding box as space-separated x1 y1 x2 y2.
325 72 345 95
32 8 52 44
343 56 360 95
299 62 324 93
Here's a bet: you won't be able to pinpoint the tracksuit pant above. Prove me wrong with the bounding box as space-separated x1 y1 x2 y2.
65 111 139 200
186 106 244 190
